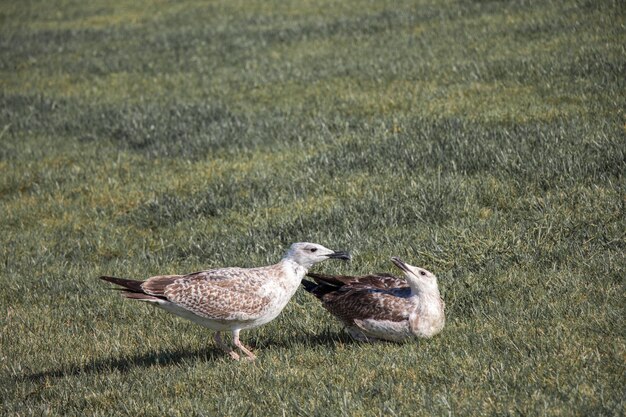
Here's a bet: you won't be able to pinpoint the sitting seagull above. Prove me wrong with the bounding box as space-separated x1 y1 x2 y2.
302 257 444 342
100 242 350 360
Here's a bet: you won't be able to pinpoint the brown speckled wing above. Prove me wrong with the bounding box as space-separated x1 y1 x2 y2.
348 275 407 290
307 272 406 290
141 275 184 296
150 269 271 321
321 287 411 326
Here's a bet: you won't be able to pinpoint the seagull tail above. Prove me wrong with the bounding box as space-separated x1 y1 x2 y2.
99 276 166 302
307 272 349 286
301 279 336 299
99 275 144 292
301 279 319 293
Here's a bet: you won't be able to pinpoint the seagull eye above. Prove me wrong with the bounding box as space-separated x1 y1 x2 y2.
419 271 426 276
309 248 318 253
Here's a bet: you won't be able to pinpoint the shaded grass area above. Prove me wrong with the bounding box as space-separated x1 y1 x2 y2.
1 0 625 415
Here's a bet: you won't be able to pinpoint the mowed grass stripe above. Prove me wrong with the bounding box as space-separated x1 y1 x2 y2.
1 0 625 415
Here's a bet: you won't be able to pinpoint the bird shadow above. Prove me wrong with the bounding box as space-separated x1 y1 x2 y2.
19 345 223 383
259 328 358 352
18 331 352 383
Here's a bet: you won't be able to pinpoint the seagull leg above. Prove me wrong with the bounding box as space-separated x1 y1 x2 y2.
232 329 256 361
214 331 240 361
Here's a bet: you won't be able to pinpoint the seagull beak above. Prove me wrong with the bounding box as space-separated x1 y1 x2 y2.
327 250 351 261
390 256 410 273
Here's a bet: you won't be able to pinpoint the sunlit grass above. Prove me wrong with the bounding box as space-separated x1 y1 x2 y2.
1 0 624 415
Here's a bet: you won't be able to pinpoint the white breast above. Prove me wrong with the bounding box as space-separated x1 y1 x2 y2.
412 295 445 337
243 261 306 328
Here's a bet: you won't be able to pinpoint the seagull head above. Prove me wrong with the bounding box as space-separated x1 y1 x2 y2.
390 257 439 294
284 242 351 269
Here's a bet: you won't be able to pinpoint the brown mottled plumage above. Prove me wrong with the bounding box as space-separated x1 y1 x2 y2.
303 257 445 342
100 242 350 360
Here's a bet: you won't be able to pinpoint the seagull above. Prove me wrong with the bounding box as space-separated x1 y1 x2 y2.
302 257 444 342
99 242 350 360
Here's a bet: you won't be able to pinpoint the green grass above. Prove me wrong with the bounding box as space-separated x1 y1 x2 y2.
1 0 624 415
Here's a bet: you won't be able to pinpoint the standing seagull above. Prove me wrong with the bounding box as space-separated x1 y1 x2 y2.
302 257 444 342
100 242 350 360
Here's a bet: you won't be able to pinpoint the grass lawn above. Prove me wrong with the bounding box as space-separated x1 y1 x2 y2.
1 0 624 415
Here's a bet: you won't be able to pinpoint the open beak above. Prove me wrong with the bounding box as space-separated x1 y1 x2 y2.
327 250 351 261
390 256 410 273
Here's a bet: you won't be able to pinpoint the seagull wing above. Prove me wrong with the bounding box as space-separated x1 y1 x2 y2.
349 274 407 289
144 269 271 321
307 272 406 290
320 286 412 326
